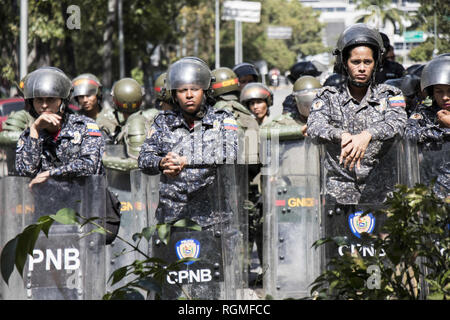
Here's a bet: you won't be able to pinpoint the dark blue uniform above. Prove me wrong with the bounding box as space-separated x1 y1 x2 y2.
15 113 105 177
306 83 407 204
138 105 238 227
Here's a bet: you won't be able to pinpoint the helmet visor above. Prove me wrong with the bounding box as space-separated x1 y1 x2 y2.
294 89 320 117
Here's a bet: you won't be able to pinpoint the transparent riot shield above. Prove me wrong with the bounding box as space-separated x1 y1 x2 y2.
407 140 449 299
0 143 18 177
0 175 107 300
261 133 322 299
316 138 410 267
416 141 449 199
103 144 156 292
149 164 245 300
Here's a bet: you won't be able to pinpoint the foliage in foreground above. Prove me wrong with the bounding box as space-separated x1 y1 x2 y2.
311 183 449 300
0 208 201 300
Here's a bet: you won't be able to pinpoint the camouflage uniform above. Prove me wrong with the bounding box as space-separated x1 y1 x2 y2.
138 105 238 227
214 94 259 164
306 83 407 204
0 109 35 145
406 103 450 147
405 103 450 197
15 113 105 177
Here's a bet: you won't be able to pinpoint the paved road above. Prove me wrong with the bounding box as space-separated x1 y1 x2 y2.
268 83 292 117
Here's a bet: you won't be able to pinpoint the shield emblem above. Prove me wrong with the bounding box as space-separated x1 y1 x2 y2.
175 239 201 265
348 211 375 239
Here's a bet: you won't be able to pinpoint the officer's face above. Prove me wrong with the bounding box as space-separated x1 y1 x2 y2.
346 46 375 85
248 98 268 122
238 75 256 90
77 94 98 112
33 97 62 115
433 84 450 110
175 85 204 114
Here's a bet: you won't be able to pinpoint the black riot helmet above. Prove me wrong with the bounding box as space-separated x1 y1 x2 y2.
22 67 73 117
333 23 384 87
420 54 450 96
232 62 259 81
406 64 425 77
323 73 347 88
287 61 322 84
167 56 213 117
167 57 212 93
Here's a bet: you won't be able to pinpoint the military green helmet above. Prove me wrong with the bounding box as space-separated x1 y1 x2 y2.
293 75 322 118
72 73 102 99
154 72 170 102
211 67 239 97
111 78 144 114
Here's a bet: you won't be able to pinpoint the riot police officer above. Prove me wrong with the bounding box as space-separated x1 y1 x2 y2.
233 62 259 91
406 54 450 141
102 77 157 171
72 73 103 120
15 67 105 187
290 75 322 131
239 82 275 271
212 67 259 154
240 82 273 126
306 23 407 204
211 67 260 283
138 56 238 226
282 61 322 118
153 72 174 111
405 54 450 198
375 32 405 83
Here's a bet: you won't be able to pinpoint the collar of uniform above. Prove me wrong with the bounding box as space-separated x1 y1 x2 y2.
166 104 215 129
200 104 216 127
342 82 379 106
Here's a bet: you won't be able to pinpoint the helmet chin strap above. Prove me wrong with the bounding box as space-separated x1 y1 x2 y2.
348 77 371 88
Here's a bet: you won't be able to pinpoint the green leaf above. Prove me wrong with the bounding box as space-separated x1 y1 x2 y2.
173 218 202 231
50 208 78 225
141 226 155 242
15 225 42 277
157 224 171 245
109 266 129 286
0 236 18 285
37 216 54 238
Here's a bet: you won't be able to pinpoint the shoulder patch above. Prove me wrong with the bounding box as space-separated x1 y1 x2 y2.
410 113 423 120
388 95 406 108
223 117 238 131
86 122 102 136
311 99 324 111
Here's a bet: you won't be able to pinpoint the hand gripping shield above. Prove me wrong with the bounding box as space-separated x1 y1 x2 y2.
148 164 246 300
314 137 411 268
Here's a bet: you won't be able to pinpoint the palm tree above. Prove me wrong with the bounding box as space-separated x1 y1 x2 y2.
356 0 406 34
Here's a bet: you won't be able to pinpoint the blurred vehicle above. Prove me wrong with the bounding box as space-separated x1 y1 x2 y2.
0 97 80 132
268 68 281 87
